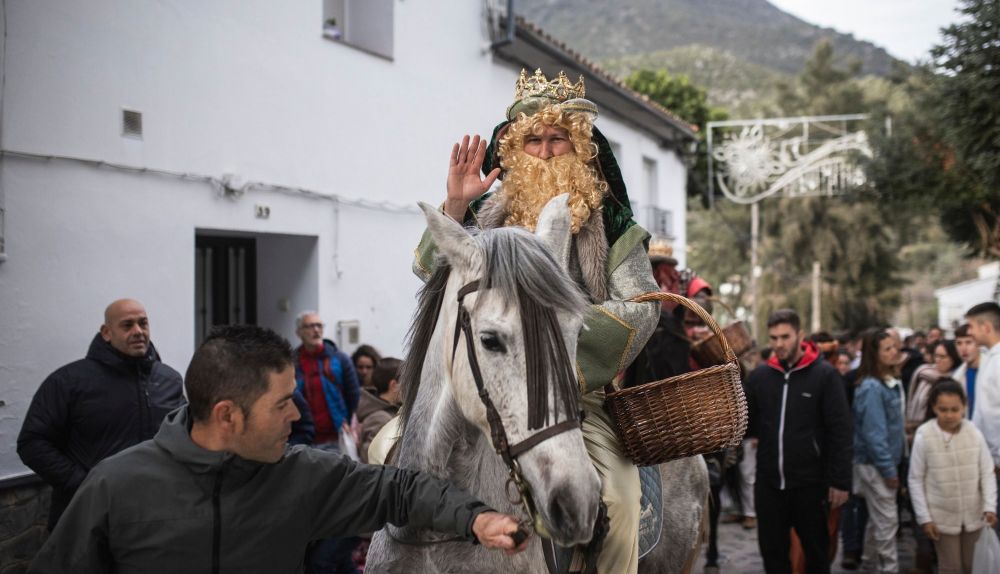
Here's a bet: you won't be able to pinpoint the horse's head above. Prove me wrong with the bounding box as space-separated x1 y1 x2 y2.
419 195 602 546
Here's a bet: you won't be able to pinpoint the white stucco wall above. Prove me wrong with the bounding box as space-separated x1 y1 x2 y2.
935 263 1000 330
0 0 688 478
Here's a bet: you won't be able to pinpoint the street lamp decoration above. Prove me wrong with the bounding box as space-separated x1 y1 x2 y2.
704 113 875 341
708 114 872 205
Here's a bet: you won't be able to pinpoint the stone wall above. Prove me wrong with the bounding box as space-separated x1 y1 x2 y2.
0 479 49 574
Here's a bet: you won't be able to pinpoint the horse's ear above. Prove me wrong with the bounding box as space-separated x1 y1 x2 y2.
535 194 572 271
419 202 479 272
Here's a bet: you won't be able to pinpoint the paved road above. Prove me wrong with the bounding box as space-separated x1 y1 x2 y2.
692 519 916 573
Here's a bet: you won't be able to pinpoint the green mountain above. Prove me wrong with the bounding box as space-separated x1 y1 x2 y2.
602 45 789 117
517 0 905 115
518 0 900 75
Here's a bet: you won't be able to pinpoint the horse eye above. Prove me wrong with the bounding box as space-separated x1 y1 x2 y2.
480 332 507 353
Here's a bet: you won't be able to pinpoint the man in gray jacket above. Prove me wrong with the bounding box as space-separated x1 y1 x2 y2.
30 325 526 574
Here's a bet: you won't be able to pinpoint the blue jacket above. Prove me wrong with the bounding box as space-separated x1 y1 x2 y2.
853 375 905 478
294 339 360 432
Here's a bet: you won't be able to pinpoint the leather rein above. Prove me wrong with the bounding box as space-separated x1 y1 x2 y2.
388 279 581 548
452 280 581 538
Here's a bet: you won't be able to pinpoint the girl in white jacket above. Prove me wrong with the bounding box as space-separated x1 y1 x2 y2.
908 379 998 574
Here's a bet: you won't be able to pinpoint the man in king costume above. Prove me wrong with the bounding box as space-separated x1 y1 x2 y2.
413 69 660 574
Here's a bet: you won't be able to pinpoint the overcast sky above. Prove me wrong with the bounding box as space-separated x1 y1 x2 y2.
768 0 963 63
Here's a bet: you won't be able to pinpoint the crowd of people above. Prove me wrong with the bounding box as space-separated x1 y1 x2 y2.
16 299 478 574
689 303 1000 574
10 66 1000 574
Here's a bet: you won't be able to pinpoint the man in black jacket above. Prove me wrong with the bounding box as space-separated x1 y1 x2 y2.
746 309 852 574
28 324 526 574
17 298 185 529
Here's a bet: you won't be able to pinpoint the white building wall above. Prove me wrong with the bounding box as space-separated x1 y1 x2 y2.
0 0 687 478
935 263 1000 331
596 113 688 268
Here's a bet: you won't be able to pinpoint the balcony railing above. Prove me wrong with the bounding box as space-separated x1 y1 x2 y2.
646 205 674 238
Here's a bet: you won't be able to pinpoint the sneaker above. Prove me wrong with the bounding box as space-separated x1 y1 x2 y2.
841 552 860 570
741 516 756 529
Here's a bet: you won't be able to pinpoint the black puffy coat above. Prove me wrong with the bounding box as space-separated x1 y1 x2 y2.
745 341 853 491
17 334 185 528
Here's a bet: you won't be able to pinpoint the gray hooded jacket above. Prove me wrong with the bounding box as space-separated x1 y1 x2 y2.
29 407 491 573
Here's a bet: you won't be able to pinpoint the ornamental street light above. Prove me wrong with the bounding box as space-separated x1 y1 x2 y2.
706 114 880 341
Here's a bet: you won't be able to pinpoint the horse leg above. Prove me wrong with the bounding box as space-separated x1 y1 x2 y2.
638 456 710 574
682 503 710 574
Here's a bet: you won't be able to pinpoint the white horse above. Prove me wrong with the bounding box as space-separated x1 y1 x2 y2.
366 196 707 573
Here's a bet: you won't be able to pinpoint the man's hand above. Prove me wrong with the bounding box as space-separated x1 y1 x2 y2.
828 487 849 509
922 521 940 541
884 476 900 490
445 135 501 221
472 512 530 555
986 512 998 527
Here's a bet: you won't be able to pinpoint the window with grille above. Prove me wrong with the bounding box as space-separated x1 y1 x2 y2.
322 0 394 60
647 206 675 238
195 236 257 345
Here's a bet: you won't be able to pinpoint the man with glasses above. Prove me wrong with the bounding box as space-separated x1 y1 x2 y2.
294 311 361 455
294 310 363 573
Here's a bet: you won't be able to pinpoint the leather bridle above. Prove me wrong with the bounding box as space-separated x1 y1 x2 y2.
388 277 606 573
452 280 582 538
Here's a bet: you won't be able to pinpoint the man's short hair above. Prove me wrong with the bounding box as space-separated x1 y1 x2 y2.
955 323 971 338
371 357 403 395
966 302 1000 331
809 331 833 344
185 325 293 422
295 310 319 330
767 309 801 332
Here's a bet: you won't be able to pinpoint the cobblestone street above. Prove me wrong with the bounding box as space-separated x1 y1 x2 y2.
693 518 916 573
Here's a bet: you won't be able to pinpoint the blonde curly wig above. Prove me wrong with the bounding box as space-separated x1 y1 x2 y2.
497 105 608 233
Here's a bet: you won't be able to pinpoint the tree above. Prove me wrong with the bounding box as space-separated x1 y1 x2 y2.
624 69 728 200
928 0 1000 258
775 39 866 116
868 0 1000 258
687 40 905 333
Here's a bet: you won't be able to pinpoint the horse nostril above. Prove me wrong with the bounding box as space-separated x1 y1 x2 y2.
548 485 572 531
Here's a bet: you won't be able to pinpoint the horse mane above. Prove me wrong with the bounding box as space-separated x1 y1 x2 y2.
398 260 451 433
399 226 589 433
479 228 588 428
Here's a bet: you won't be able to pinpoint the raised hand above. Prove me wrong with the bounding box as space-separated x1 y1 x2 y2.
445 135 501 221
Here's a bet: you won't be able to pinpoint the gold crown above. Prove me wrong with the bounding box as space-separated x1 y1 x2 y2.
648 237 677 264
514 69 586 102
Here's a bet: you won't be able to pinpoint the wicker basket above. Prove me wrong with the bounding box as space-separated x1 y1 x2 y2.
605 292 748 466
690 298 753 367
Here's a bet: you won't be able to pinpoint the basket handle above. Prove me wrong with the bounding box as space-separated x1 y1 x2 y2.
628 291 738 363
706 296 737 319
